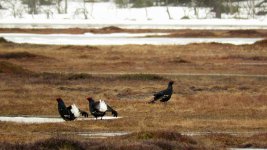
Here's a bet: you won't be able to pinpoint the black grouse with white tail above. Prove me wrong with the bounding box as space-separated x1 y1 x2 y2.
57 98 88 121
149 81 174 103
87 97 118 120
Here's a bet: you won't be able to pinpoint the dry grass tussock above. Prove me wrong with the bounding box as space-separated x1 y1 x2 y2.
1 131 267 149
0 29 267 148
0 132 199 150
0 61 32 75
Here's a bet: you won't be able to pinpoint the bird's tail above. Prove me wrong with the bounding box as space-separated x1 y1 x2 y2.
111 110 118 117
148 100 154 104
107 105 118 117
148 97 156 104
79 109 89 117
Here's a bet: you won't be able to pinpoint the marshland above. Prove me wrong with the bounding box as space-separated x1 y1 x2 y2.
0 28 267 149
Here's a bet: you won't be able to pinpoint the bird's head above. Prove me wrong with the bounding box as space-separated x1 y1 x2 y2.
56 97 63 102
87 97 94 102
169 81 174 85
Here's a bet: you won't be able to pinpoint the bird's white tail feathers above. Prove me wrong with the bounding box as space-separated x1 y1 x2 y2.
70 104 80 117
99 100 108 112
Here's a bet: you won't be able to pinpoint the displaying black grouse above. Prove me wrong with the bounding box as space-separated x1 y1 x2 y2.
149 81 174 103
87 97 118 120
57 98 88 121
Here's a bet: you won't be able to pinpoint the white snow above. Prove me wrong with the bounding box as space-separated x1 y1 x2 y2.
0 1 267 29
0 116 65 123
78 131 130 138
0 18 267 29
0 33 263 45
0 116 122 124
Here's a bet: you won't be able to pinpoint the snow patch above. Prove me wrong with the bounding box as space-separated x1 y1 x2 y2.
0 1 267 29
79 116 122 120
78 131 130 138
0 116 122 124
1 19 267 29
0 116 64 123
0 33 263 45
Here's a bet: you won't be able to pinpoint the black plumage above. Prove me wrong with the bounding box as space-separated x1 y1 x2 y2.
56 98 88 121
87 97 118 120
149 81 174 103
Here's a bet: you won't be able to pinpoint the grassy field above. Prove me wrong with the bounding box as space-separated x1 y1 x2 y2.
0 29 267 149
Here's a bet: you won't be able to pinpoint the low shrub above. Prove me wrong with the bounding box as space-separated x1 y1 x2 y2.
120 74 164 81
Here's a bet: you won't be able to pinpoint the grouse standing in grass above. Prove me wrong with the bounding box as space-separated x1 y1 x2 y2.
149 81 174 104
57 98 88 121
87 97 118 120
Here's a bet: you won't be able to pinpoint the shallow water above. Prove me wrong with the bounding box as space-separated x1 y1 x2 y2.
0 33 263 45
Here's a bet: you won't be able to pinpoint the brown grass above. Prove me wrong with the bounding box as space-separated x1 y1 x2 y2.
0 132 198 150
1 28 267 37
0 61 32 74
0 29 267 148
1 131 267 149
254 38 267 46
0 51 47 60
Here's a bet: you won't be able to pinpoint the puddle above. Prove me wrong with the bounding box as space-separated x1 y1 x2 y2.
0 116 122 124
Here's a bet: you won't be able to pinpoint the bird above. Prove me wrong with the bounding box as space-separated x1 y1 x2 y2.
56 98 88 121
148 81 174 104
86 97 118 120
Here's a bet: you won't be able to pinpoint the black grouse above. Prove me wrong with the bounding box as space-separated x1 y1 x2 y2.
149 81 174 103
57 98 88 121
87 97 118 120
